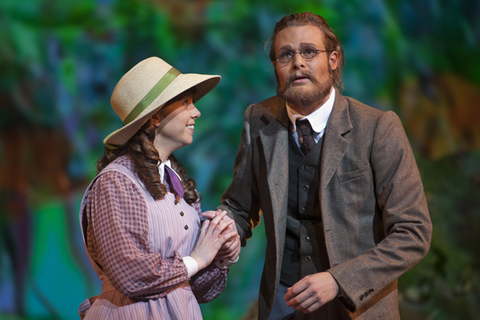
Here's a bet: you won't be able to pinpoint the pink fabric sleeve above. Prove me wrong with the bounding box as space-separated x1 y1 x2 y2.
84 171 189 300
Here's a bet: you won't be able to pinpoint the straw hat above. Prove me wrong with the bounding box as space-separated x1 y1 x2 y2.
104 57 221 149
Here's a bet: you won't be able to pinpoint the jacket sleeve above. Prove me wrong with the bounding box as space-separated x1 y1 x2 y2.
190 262 228 303
328 111 432 312
219 104 262 246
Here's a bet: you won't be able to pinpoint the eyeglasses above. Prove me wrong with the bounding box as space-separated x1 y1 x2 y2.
276 48 329 64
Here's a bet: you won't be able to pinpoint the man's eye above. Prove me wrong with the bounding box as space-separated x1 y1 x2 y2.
303 48 317 55
278 51 293 59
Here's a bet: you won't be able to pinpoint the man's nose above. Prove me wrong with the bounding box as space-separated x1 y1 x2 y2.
291 52 306 69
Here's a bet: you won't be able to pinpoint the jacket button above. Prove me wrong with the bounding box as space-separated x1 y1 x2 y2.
301 165 308 171
180 211 184 216
302 185 309 191
303 236 310 242
359 294 364 301
304 256 312 262
184 225 189 230
369 288 374 293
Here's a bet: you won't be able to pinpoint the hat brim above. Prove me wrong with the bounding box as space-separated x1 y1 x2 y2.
104 73 220 149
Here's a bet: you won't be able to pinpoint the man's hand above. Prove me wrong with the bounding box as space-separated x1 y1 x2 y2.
284 272 339 314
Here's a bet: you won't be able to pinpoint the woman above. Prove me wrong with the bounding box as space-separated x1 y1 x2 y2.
78 57 240 319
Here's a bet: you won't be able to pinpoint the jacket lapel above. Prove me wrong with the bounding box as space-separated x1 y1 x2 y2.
259 97 289 217
258 97 289 289
259 99 289 204
320 91 352 192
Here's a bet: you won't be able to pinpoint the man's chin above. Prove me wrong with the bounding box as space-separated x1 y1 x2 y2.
279 86 318 105
289 84 316 95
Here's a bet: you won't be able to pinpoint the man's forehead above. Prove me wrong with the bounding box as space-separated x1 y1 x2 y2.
278 42 319 49
275 26 324 47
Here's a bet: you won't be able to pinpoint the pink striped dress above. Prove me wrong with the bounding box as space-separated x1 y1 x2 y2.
78 156 227 319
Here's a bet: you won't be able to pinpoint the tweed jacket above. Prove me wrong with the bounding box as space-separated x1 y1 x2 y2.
220 91 432 319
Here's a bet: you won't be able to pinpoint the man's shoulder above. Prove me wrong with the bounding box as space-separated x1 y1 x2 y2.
334 92 404 136
340 93 383 115
338 92 397 121
243 95 286 120
241 95 288 131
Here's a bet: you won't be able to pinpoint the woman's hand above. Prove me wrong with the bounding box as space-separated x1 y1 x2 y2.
202 210 241 263
190 211 237 270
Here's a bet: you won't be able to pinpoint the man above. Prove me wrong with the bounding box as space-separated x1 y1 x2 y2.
219 12 432 319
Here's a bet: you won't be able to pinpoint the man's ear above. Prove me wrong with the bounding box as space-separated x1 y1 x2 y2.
329 51 339 71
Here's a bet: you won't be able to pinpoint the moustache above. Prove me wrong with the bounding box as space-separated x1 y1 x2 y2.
286 70 317 86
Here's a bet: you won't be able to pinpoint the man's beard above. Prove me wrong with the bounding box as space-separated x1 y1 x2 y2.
277 68 333 110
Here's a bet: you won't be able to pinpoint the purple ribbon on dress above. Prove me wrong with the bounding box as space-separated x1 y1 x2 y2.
164 165 184 198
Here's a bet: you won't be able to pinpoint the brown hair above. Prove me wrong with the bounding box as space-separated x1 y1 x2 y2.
266 12 345 90
97 90 200 205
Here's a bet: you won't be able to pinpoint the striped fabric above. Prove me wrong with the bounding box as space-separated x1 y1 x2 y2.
78 156 227 319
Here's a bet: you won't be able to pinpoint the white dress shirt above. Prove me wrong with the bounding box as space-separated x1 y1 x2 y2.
286 88 336 147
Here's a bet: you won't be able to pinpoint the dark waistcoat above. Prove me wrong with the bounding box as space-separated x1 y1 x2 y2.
280 131 330 286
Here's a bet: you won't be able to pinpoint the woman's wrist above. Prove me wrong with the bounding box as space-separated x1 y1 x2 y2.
183 256 199 278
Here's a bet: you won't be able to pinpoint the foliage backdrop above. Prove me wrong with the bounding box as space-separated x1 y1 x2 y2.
0 0 479 319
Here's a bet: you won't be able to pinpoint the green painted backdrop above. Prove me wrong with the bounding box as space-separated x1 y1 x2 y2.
1 0 479 319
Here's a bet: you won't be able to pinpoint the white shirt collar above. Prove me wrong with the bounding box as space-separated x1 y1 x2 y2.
286 87 335 137
158 159 182 183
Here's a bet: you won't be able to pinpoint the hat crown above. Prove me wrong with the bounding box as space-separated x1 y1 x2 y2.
111 57 172 122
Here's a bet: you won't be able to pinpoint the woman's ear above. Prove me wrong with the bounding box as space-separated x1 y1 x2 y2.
150 112 162 127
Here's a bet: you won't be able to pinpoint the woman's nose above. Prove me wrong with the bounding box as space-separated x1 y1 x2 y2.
191 105 201 119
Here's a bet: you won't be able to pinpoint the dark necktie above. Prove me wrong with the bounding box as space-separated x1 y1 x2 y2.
164 165 184 198
296 119 316 155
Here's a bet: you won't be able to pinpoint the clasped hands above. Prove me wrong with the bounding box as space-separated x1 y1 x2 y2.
189 209 241 270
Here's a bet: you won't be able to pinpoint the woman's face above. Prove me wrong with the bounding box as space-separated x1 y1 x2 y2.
153 94 200 160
